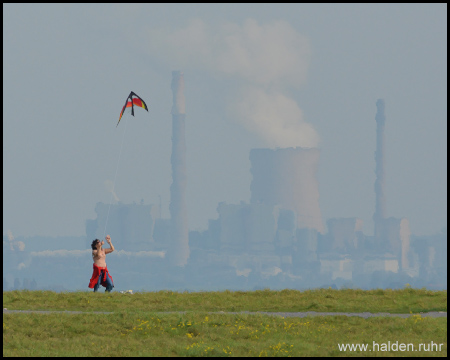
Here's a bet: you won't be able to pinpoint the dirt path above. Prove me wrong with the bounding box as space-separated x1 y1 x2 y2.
3 309 447 318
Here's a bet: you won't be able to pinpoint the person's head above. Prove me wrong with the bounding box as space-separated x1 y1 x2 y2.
91 239 102 250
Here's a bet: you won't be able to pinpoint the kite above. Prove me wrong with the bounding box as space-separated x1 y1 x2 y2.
117 91 149 127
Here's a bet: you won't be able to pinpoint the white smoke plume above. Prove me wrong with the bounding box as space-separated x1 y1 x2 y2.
31 249 91 257
29 249 165 258
6 229 25 251
234 86 319 148
7 229 14 250
145 18 319 148
105 179 120 202
15 241 25 251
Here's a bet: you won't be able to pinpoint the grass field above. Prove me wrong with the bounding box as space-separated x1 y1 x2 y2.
3 288 447 357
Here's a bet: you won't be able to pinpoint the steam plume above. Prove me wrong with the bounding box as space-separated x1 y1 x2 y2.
145 18 318 148
234 87 319 148
7 229 14 250
105 179 120 202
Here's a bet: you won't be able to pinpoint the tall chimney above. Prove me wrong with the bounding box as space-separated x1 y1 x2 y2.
373 99 387 238
168 71 189 266
250 147 325 233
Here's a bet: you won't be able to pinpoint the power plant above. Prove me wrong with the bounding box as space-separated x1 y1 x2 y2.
3 77 446 292
250 147 324 233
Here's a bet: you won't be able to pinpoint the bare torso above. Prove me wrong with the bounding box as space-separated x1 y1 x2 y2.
92 249 107 268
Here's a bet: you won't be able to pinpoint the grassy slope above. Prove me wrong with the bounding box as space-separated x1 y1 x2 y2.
3 288 447 314
3 289 447 357
3 311 447 357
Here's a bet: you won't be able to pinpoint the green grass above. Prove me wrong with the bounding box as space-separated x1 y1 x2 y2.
3 311 447 357
3 288 447 314
3 289 447 357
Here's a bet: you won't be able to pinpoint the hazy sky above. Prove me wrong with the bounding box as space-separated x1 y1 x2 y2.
3 4 447 238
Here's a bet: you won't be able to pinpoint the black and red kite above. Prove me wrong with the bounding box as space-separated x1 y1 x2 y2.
117 91 149 127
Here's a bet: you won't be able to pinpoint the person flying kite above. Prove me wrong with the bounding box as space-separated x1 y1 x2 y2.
117 91 149 127
88 235 115 292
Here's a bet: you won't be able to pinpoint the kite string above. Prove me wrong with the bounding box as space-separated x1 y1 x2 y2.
103 118 129 238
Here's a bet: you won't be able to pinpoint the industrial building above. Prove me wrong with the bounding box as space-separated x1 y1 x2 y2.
3 74 446 292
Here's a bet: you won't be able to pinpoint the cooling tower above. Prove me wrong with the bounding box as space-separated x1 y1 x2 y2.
168 71 189 266
373 99 387 238
250 147 325 233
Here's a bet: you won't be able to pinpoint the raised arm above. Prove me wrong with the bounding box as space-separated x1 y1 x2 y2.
104 235 115 254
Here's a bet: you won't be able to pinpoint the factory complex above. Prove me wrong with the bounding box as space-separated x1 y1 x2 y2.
3 72 446 292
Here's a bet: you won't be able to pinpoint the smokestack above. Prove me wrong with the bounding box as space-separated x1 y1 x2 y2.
250 147 325 233
373 99 387 238
168 71 189 266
